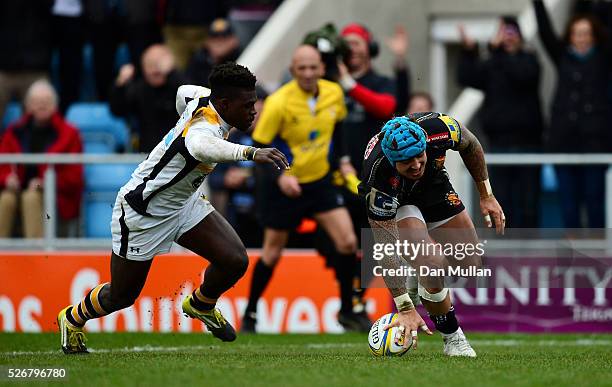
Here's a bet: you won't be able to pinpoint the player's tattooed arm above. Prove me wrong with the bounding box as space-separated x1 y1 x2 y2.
368 218 409 298
456 126 489 182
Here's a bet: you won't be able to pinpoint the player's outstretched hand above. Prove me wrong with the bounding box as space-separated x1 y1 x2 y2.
383 309 432 350
253 148 290 170
480 196 505 235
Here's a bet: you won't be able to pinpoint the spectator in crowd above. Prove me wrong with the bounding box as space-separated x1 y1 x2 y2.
123 0 163 72
407 91 434 114
321 23 398 317
0 80 84 238
0 1 53 121
457 17 543 228
207 86 268 247
533 0 611 228
242 45 363 332
386 25 412 116
84 0 127 101
51 0 85 114
109 44 186 153
186 18 242 88
338 24 397 175
85 0 163 101
163 0 228 70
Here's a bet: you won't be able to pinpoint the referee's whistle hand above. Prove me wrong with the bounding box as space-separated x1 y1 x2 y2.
254 147 290 170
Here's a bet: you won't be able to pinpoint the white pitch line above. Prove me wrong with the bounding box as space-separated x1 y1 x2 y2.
1 345 218 357
2 339 610 357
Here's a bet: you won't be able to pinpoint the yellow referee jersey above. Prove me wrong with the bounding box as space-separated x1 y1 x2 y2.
252 79 347 183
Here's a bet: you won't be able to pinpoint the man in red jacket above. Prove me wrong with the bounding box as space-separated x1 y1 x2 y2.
319 23 399 322
0 80 84 238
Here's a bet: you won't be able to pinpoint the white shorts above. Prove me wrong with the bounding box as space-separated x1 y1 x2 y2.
110 192 215 261
395 204 458 230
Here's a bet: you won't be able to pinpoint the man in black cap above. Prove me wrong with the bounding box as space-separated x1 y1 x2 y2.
186 18 242 87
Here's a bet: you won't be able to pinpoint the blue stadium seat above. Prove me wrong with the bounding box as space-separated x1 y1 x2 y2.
84 199 114 238
2 102 22 129
85 164 135 192
66 103 130 152
84 141 115 154
83 163 136 237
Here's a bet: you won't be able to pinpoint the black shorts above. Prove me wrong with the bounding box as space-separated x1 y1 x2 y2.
259 174 345 230
402 173 465 223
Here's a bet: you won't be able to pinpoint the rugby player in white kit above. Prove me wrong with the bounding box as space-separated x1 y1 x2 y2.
56 63 289 354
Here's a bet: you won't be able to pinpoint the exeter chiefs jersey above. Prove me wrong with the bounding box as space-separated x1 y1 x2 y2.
120 86 243 217
358 112 463 220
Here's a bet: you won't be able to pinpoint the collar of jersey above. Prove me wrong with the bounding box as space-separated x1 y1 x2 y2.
208 101 232 133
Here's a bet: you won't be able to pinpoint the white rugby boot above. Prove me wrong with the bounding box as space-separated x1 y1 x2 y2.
443 327 477 357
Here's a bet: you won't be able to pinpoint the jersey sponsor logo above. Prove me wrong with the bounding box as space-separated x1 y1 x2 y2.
412 112 437 123
366 187 398 217
439 115 460 143
309 129 320 141
336 193 344 206
389 176 400 190
445 191 462 207
191 174 207 190
364 135 380 160
426 132 449 142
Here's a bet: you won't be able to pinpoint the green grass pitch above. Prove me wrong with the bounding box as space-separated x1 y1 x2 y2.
1 333 611 387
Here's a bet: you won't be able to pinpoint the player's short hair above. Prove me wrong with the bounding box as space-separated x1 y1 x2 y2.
209 62 256 99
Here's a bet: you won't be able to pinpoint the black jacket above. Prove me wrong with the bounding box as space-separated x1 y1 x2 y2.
164 0 227 25
185 47 241 88
109 71 187 153
0 0 53 71
343 70 396 176
457 45 543 149
534 0 612 152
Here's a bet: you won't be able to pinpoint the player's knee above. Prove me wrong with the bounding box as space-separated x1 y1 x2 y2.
334 232 357 255
419 287 449 303
227 249 249 277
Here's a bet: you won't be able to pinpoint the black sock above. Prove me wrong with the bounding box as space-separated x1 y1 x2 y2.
352 258 365 310
190 288 216 311
333 253 354 314
244 259 274 316
429 305 459 334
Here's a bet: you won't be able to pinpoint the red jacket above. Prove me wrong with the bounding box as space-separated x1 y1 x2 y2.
0 112 84 220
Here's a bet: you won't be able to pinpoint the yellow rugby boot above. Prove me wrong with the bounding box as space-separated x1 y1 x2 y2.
57 306 88 354
182 295 236 342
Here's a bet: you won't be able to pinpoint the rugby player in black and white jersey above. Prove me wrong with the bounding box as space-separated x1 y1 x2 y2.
359 113 505 357
56 63 289 354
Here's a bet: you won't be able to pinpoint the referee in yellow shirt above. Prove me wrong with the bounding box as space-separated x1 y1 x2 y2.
243 45 363 332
